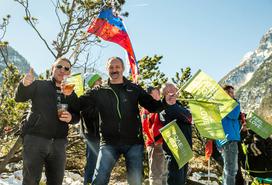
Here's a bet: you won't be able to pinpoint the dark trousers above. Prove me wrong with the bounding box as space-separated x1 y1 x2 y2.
22 135 67 185
84 136 100 185
165 153 188 185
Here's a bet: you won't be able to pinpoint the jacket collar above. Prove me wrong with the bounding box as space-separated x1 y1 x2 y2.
49 77 61 90
104 76 131 88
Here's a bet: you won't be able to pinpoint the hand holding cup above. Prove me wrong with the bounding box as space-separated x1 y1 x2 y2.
61 75 75 96
57 104 72 123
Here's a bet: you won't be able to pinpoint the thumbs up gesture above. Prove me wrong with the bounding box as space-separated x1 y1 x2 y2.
22 68 35 87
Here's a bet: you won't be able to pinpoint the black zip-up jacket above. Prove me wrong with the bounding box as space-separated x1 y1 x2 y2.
81 104 100 139
15 78 80 139
79 77 168 145
160 101 192 155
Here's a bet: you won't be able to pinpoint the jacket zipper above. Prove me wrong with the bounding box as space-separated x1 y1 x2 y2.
109 88 122 132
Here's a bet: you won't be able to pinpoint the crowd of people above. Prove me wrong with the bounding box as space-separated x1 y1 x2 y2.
15 56 272 185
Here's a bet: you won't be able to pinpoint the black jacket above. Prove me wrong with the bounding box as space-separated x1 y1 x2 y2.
160 101 192 155
81 102 100 139
79 77 167 145
15 79 80 139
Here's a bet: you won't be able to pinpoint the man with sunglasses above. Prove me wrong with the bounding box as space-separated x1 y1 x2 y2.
15 57 80 185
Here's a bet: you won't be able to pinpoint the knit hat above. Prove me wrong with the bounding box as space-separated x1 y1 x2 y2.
86 73 101 88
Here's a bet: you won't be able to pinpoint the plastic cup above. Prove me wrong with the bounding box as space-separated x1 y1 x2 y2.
57 104 68 118
62 75 75 94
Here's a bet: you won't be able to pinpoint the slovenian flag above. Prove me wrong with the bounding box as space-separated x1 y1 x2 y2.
87 8 139 81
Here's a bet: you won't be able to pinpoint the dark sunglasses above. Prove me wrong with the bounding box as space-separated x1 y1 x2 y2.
56 64 70 71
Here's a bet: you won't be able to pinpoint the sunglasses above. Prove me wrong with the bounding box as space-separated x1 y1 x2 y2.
56 64 70 71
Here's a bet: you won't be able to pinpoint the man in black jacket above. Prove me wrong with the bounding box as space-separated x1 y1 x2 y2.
78 57 176 185
160 83 192 185
15 57 80 185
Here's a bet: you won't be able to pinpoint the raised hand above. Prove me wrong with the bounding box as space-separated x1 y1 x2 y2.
22 68 35 87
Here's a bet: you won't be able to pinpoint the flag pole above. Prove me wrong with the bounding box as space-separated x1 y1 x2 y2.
177 98 224 106
208 158 211 185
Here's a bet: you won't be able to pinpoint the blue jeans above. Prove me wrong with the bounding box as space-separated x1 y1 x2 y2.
92 144 144 185
84 137 100 185
221 141 238 185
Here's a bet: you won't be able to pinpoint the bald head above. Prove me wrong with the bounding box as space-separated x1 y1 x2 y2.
162 83 177 96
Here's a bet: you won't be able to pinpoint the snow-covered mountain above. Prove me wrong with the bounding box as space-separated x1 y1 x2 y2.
220 28 272 89
220 28 272 122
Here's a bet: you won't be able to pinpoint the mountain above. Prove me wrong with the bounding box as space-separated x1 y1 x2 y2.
0 46 33 82
220 28 272 122
220 28 272 89
236 56 272 122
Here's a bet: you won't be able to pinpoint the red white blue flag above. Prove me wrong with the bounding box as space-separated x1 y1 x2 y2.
87 8 138 81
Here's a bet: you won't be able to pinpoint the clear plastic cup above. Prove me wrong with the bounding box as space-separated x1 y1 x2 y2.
62 75 75 94
57 104 68 119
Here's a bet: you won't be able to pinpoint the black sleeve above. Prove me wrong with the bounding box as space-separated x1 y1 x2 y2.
161 103 192 125
64 92 80 124
175 104 192 124
138 86 168 113
15 81 37 102
82 106 99 120
79 89 96 112
81 106 99 129
79 89 99 134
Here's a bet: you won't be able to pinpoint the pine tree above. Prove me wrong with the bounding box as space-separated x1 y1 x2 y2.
0 64 29 135
136 55 168 89
171 67 193 105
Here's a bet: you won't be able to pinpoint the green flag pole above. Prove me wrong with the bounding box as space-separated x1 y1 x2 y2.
177 98 224 106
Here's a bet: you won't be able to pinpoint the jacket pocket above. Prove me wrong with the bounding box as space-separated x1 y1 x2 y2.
22 112 41 136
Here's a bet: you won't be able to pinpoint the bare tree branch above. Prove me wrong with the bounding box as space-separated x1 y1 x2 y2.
15 0 57 58
50 0 64 31
0 15 10 41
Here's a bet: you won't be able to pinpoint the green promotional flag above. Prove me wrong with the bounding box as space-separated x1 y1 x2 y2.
67 73 84 97
182 70 238 118
247 112 272 139
188 100 225 139
160 120 193 169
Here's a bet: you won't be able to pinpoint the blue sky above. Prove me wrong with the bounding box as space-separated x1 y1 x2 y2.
1 0 272 81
